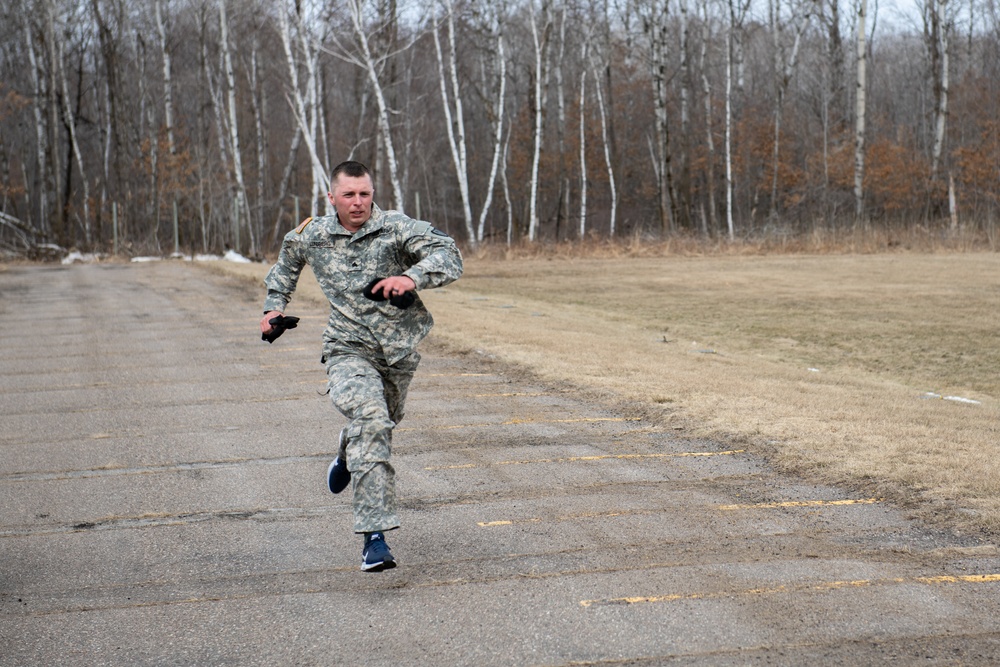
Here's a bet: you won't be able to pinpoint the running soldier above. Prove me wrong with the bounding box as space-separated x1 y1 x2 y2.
260 161 463 571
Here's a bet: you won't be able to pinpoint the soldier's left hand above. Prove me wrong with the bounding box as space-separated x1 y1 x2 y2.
371 276 416 300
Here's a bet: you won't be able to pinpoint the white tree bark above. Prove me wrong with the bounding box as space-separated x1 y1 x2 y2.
433 0 475 243
854 0 867 222
644 0 675 233
592 54 617 237
578 37 589 239
278 4 329 217
527 0 552 242
928 0 951 182
218 0 254 254
154 0 176 155
347 0 405 211
700 0 718 234
24 13 49 234
476 11 507 244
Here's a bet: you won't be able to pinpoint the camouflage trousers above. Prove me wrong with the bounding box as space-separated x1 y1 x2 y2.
324 344 420 534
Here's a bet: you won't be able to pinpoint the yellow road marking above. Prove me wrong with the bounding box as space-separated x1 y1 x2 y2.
479 509 652 527
717 498 882 510
425 449 744 470
579 573 1000 607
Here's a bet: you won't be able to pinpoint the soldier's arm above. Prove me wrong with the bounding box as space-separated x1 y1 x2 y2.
398 222 464 291
261 234 307 331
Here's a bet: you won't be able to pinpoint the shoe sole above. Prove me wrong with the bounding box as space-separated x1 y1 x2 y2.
327 458 350 494
360 558 397 572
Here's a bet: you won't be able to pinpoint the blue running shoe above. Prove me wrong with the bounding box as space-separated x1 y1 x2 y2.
327 429 351 494
361 532 396 572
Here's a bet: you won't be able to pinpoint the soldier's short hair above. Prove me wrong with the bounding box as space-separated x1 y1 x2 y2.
331 161 372 183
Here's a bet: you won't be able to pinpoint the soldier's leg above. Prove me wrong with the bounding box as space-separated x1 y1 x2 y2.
382 350 420 425
325 352 400 534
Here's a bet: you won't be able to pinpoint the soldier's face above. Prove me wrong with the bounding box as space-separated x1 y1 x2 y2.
328 174 374 232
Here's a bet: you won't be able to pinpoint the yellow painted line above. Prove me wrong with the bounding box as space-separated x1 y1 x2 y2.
717 498 883 511
479 508 652 527
579 573 1000 607
400 417 639 433
425 449 744 470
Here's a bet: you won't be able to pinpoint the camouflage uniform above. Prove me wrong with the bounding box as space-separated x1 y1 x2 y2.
263 203 463 533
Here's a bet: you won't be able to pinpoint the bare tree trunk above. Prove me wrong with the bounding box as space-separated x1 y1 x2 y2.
249 15 266 257
271 126 301 244
24 12 49 237
433 0 475 244
768 0 810 222
154 0 176 155
55 19 92 247
926 0 952 182
476 9 507 245
218 0 253 255
678 0 692 229
592 68 617 237
528 0 553 242
854 0 867 223
347 0 405 211
644 0 677 234
579 36 590 239
41 0 64 244
700 0 718 235
725 0 750 240
555 5 567 240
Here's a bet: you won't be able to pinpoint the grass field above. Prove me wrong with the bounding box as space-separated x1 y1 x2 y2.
206 249 1000 536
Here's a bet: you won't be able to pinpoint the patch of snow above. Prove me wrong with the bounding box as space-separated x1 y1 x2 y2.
923 392 981 405
61 251 101 264
223 249 251 263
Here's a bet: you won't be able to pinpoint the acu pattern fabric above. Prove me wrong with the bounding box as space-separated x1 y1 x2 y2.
264 203 463 533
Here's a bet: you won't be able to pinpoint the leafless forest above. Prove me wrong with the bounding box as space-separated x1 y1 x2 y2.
1 0 998 257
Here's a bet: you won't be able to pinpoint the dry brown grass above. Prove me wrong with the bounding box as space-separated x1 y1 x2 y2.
205 247 1000 536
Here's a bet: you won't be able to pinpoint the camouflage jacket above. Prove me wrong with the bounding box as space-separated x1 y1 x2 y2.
263 204 463 364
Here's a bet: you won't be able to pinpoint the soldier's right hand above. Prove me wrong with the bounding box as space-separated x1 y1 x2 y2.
260 310 284 335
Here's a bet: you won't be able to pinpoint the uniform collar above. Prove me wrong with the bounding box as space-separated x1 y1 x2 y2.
337 203 385 240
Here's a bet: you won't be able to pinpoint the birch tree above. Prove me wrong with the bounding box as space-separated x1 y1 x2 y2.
641 0 677 233
473 1 507 245
336 0 406 211
154 0 175 155
23 10 49 237
51 1 92 245
578 35 590 238
278 3 329 217
925 0 954 183
527 0 553 242
699 0 718 234
433 0 476 244
726 0 751 239
41 0 64 243
853 0 867 222
218 0 254 255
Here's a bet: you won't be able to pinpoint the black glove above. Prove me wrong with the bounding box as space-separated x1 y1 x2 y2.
363 278 416 310
262 314 300 343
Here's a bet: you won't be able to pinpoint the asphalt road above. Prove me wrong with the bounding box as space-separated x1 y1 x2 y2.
3 261 1000 666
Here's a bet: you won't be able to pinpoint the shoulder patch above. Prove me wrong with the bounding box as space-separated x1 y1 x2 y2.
295 217 313 234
